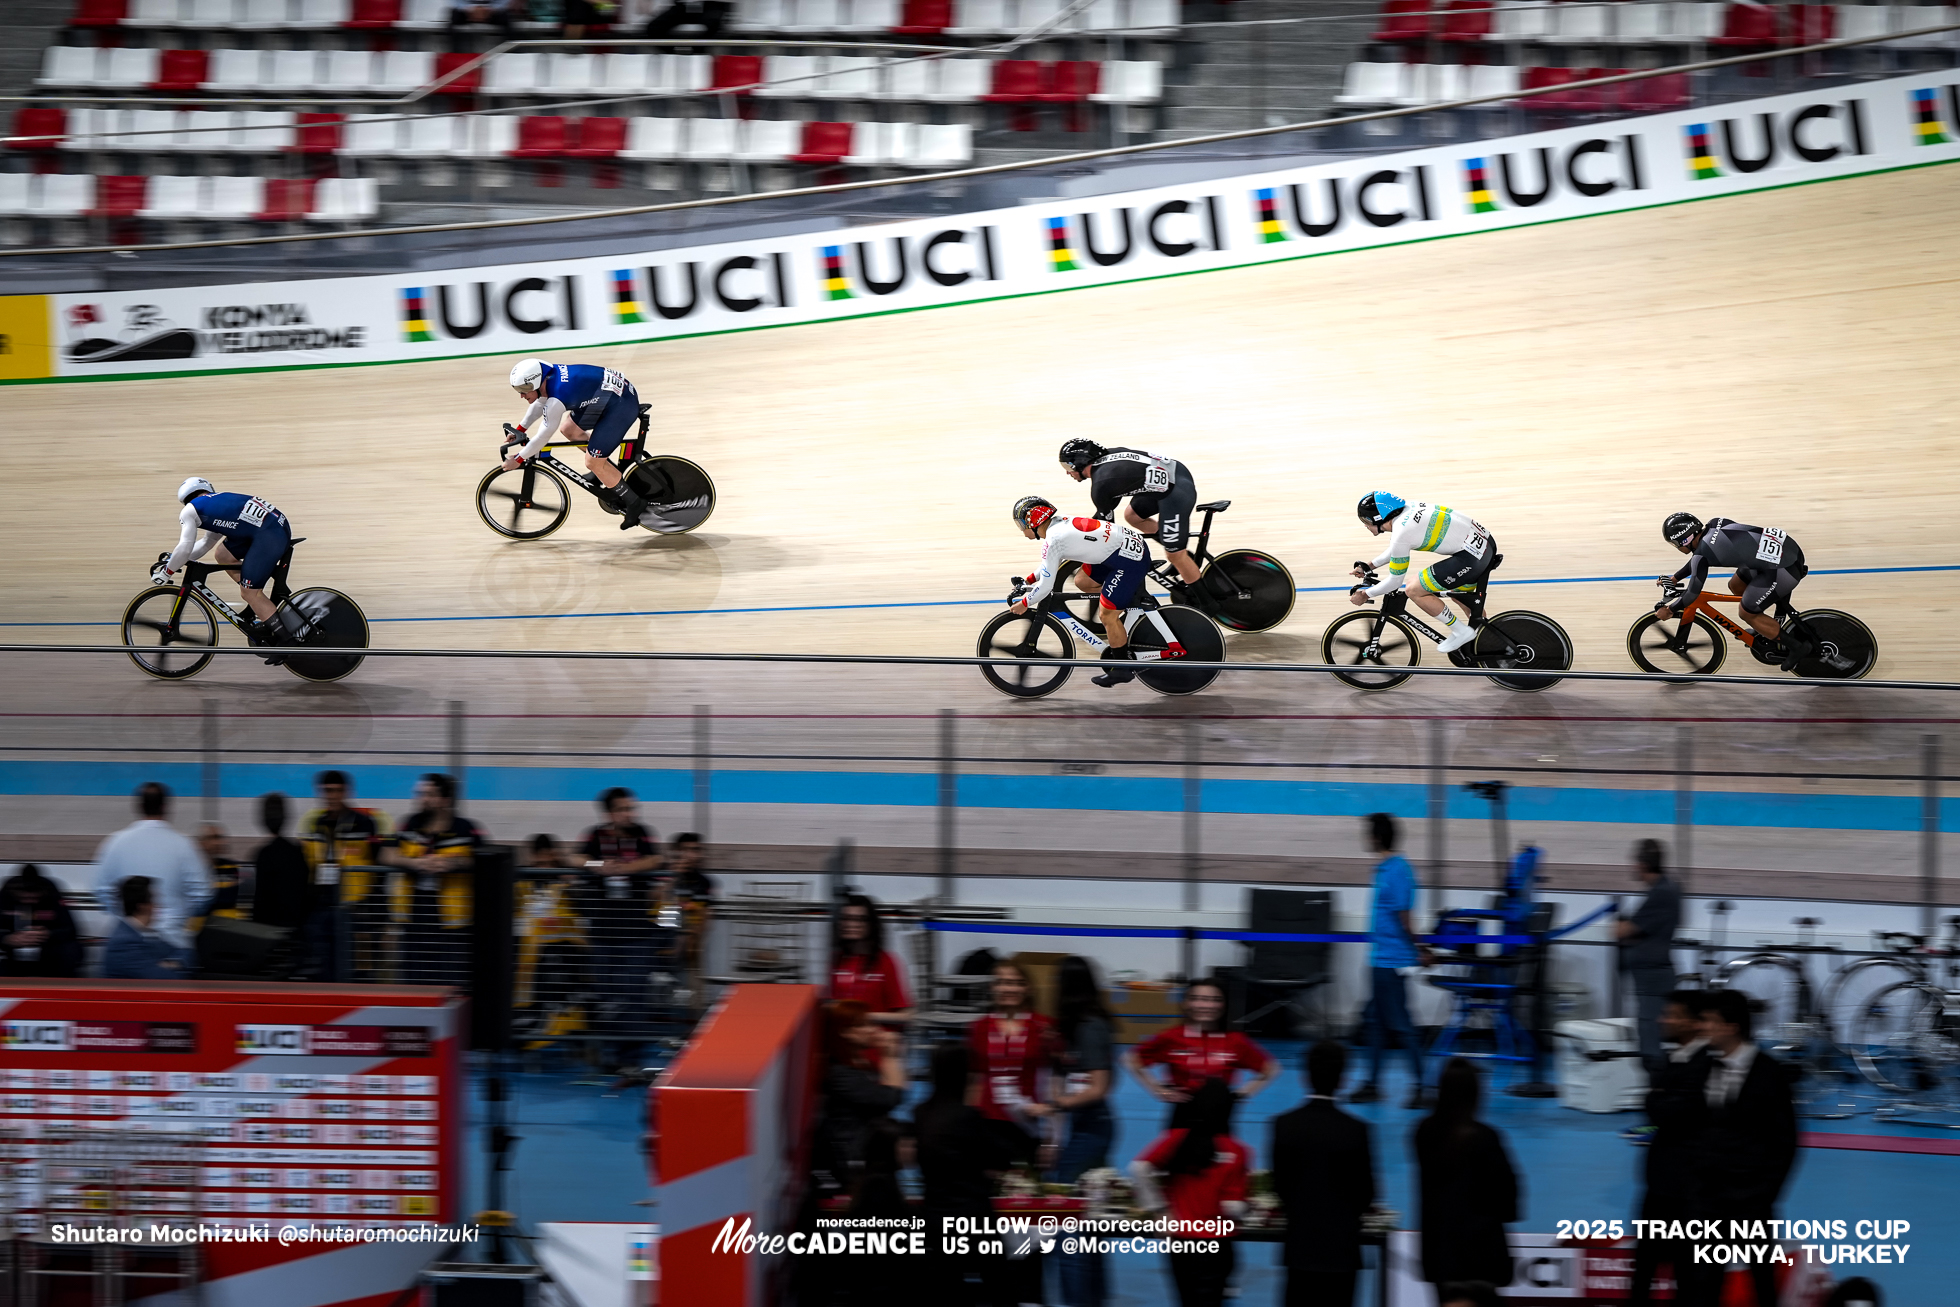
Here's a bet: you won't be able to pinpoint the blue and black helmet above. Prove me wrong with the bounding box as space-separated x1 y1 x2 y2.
1356 492 1407 527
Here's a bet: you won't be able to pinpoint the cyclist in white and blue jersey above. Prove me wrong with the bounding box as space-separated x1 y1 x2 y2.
502 358 649 531
1348 492 1496 653
154 477 299 658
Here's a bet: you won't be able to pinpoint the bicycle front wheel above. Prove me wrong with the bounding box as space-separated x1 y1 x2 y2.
122 586 219 680
477 463 571 539
1322 610 1418 691
1824 956 1925 1054
977 610 1075 699
1627 611 1726 677
1476 610 1571 692
1201 549 1296 633
626 456 717 534
1850 980 1957 1095
281 588 369 683
1133 606 1225 696
1793 609 1877 680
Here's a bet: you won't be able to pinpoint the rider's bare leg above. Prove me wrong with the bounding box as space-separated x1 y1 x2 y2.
1164 547 1202 586
1099 604 1128 650
1729 574 1780 640
213 545 275 622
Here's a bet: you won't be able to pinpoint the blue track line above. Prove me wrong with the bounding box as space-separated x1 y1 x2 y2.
10 563 1959 628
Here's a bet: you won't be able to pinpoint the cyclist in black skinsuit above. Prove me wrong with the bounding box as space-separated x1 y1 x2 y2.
1058 439 1213 597
1659 512 1812 670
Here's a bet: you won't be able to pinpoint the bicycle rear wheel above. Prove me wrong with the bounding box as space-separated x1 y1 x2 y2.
1792 609 1877 680
1133 606 1225 696
1850 980 1957 1095
280 588 369 683
1716 954 1814 1055
1476 610 1571 692
625 456 717 534
1626 611 1726 677
1201 549 1296 633
121 586 218 680
1322 610 1417 691
977 610 1075 698
476 463 571 539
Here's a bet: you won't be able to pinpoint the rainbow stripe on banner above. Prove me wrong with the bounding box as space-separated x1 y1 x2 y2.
1911 87 1952 145
1461 158 1497 214
1254 187 1287 243
1684 124 1722 179
612 269 646 324
400 287 433 342
819 245 852 300
1046 216 1079 272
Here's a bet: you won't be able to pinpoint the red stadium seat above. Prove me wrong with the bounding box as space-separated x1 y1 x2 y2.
10 107 67 152
892 0 952 33
711 54 764 93
982 60 1048 101
1439 0 1494 43
258 177 318 220
1712 2 1780 45
71 0 129 27
345 0 402 27
153 48 209 92
567 115 626 158
433 51 483 93
1519 64 1580 108
291 112 344 154
1785 4 1833 43
1041 60 1100 101
91 175 149 217
1560 67 1620 114
512 115 571 158
790 120 853 163
1619 70 1690 113
1372 0 1434 44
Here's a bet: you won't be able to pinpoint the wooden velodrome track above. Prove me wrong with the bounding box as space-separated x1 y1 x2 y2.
5 162 1960 708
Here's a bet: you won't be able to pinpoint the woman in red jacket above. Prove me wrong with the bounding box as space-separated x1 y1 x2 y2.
829 893 914 1024
965 959 1063 1146
1131 1077 1250 1307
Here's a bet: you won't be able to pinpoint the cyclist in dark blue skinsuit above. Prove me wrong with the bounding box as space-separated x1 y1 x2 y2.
155 476 300 661
503 358 648 531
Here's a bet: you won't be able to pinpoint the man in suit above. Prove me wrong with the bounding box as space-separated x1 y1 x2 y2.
1617 838 1682 1075
1630 990 1712 1306
1681 988 1799 1307
1271 1041 1377 1307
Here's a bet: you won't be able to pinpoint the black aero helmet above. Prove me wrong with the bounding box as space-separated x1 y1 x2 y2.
1058 439 1106 472
1356 492 1407 527
1663 511 1703 548
1012 495 1057 532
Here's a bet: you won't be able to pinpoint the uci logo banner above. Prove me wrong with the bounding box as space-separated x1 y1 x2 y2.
2 1020 74 1051
235 1023 311 1055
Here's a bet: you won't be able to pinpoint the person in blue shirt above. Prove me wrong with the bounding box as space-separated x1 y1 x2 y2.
503 358 649 531
154 476 301 659
1349 812 1433 1108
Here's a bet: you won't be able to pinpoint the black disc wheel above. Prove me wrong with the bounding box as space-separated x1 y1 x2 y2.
1199 549 1296 633
280 588 369 683
624 456 717 534
977 610 1075 698
1475 610 1571 692
1791 609 1877 680
1131 605 1225 696
1321 610 1418 691
121 586 219 680
1627 611 1726 677
477 463 571 540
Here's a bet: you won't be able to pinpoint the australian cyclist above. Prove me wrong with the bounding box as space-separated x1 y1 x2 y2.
1008 495 1152 688
1350 492 1494 654
1659 512 1811 670
503 358 649 532
1057 440 1212 596
153 477 300 661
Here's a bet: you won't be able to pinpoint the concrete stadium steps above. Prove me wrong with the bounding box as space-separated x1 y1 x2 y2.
1156 0 1383 139
0 0 81 97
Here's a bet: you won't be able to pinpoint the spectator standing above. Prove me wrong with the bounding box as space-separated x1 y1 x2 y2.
448 0 516 49
381 774 481 988
1130 1078 1250 1307
199 824 243 918
1271 1041 1377 1307
92 782 209 953
966 960 1063 1146
829 893 913 1021
1630 991 1713 1307
1679 989 1798 1307
1 865 83 977
102 876 191 979
814 1000 908 1185
644 0 730 41
1124 977 1276 1119
668 832 714 992
1042 955 1117 1307
580 788 662 1074
915 1042 1034 1306
561 0 617 39
249 793 312 933
1349 812 1431 1108
1413 1057 1520 1292
1618 838 1683 1075
298 770 391 982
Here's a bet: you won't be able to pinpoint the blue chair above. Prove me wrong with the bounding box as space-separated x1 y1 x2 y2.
1426 897 1556 1066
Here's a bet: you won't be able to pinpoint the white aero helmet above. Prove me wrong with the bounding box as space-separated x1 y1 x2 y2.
509 358 546 393
177 476 215 504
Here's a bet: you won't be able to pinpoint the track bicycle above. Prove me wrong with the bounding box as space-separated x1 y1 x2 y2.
1149 499 1296 633
1822 920 1960 1058
1627 581 1876 679
975 563 1227 698
475 404 717 539
1319 557 1572 692
1848 974 1960 1104
120 540 368 683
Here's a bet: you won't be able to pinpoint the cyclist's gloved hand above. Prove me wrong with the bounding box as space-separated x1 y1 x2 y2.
151 562 175 586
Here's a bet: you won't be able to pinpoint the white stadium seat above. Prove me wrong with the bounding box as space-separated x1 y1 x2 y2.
394 114 463 157
180 110 238 152
125 0 184 24
182 0 241 25
234 0 293 29
1835 4 1896 41
1492 1 1553 40
902 121 972 167
1656 2 1726 41
1546 3 1614 43
398 0 452 28
203 48 267 90
37 47 102 89
544 53 599 92
1333 61 1408 107
668 54 715 93
755 55 822 97
100 47 163 89
922 57 989 102
1411 62 1468 106
339 112 403 156
318 50 377 93
1089 60 1163 104
129 108 189 151
622 115 685 159
289 0 353 27
787 0 845 30
681 117 738 160
483 53 542 95
267 49 323 92
1465 63 1522 99
819 55 882 97
457 114 518 157
1615 3 1666 43
138 175 204 219
843 120 898 165
948 0 1011 34
1889 5 1957 47
1124 0 1178 33
732 0 791 30
375 50 437 93
839 0 902 31
0 174 30 216
308 176 378 220
35 174 98 216
232 110 297 150
879 56 934 99
735 118 801 161
208 175 266 218
601 53 654 92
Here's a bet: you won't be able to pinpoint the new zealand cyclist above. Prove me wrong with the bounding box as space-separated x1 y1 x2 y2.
503 358 648 531
1349 492 1494 654
1659 512 1812 670
1008 495 1151 688
154 477 299 661
1058 440 1209 593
